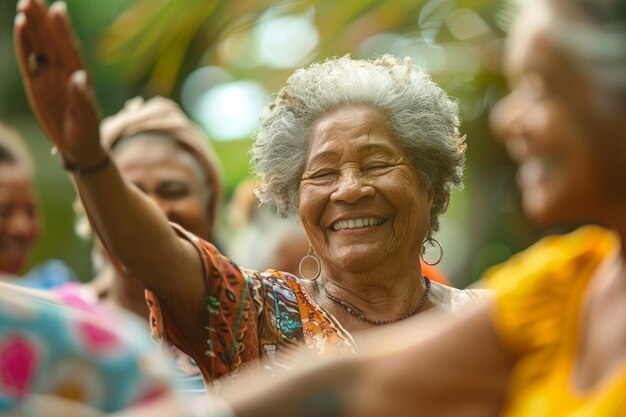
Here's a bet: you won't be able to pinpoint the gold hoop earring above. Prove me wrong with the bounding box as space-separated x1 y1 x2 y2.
420 238 443 266
299 247 321 281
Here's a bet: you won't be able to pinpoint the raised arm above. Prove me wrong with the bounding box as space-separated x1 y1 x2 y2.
13 0 202 296
225 300 512 417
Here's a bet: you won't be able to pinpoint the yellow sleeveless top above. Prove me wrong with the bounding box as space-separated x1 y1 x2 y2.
485 226 625 417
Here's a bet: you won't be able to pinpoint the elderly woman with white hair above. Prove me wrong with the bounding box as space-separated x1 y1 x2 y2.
14 0 485 386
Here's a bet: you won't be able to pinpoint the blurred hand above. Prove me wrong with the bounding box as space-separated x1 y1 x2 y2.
14 0 105 168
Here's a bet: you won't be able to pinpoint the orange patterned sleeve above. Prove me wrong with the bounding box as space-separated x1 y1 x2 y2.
146 223 261 383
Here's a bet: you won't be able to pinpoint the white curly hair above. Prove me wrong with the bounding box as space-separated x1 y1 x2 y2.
252 54 466 239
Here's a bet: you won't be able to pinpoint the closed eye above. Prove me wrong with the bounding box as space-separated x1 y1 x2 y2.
310 169 338 181
365 163 389 170
364 162 392 173
157 183 192 200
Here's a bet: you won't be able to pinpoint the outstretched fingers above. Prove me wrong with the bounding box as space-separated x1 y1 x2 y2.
14 10 64 146
64 70 102 161
15 0 56 75
14 0 96 152
13 13 31 75
49 1 85 73
15 0 64 144
14 12 42 80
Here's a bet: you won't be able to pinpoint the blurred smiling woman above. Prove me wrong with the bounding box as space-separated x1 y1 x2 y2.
0 123 76 289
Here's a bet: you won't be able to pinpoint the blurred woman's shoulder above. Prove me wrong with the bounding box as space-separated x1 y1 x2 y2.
484 225 616 295
429 280 492 314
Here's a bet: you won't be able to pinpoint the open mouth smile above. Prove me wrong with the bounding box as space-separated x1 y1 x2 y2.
331 217 385 231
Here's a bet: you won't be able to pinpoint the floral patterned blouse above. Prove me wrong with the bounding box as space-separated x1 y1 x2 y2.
0 282 178 416
146 225 485 386
146 225 359 384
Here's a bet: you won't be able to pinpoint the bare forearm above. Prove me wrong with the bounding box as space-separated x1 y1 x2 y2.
225 358 362 417
225 303 510 417
355 302 511 417
72 158 196 292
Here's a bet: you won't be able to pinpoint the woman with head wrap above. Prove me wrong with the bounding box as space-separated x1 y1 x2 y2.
14 0 487 389
55 95 222 395
100 96 222 238
73 95 222 309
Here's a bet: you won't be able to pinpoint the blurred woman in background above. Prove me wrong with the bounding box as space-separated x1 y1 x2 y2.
0 123 76 288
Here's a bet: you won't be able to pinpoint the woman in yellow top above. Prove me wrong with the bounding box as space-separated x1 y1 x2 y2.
201 0 626 415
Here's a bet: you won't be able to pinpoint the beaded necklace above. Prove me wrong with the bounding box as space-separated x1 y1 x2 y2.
324 277 431 325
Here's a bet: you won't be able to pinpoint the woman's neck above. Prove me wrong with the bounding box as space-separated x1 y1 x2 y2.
319 260 429 320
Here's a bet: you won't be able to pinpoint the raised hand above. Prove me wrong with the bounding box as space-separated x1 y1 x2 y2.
14 0 203 314
14 0 106 169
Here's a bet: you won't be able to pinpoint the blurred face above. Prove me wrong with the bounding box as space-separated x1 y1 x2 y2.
0 164 40 274
490 1 626 227
113 135 213 239
299 105 433 274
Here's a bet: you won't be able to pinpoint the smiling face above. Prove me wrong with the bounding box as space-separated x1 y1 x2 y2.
0 164 40 275
491 1 626 227
113 134 213 239
299 105 433 275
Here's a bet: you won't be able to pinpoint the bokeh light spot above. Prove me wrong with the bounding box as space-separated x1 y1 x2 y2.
194 81 269 141
254 8 319 69
181 66 232 116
